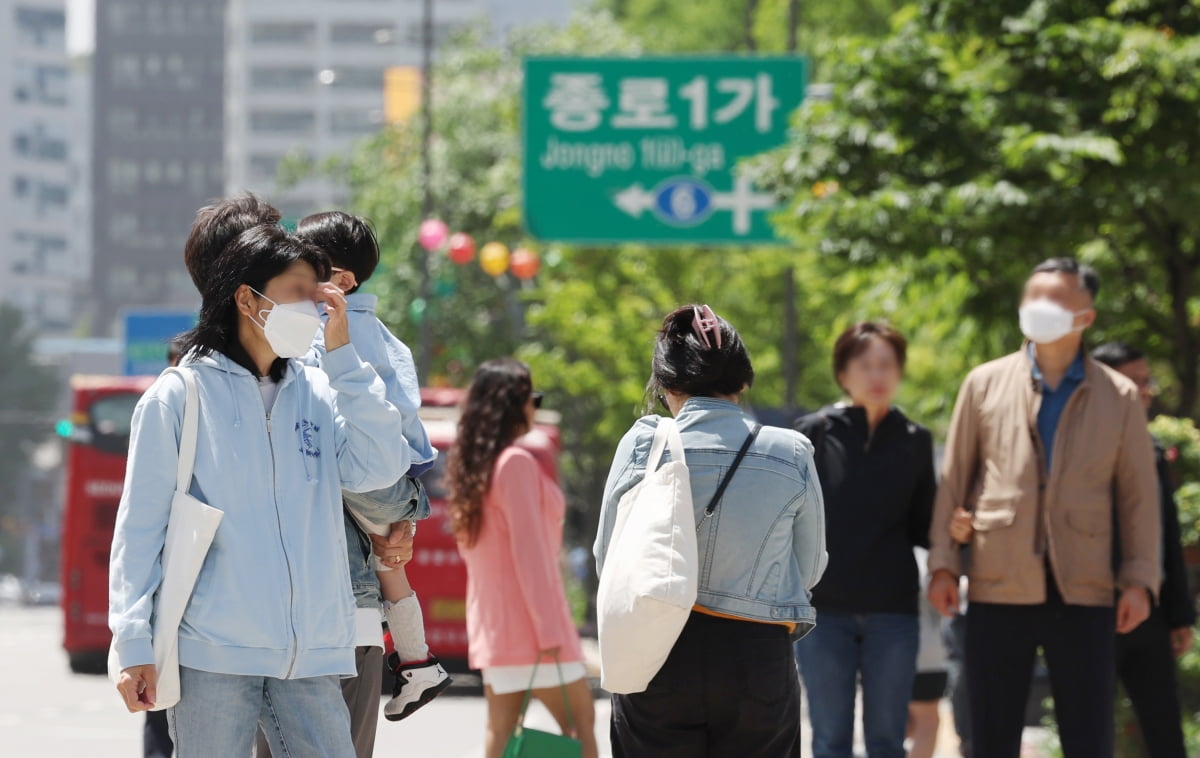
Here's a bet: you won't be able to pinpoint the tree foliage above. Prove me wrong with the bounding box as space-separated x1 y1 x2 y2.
753 0 1200 416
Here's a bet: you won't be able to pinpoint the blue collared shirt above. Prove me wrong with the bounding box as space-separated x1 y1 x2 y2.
1028 344 1086 471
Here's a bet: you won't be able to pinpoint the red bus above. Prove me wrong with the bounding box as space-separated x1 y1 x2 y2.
404 388 562 666
59 375 156 673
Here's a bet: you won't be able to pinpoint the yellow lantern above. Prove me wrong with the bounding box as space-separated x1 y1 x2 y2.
479 241 510 277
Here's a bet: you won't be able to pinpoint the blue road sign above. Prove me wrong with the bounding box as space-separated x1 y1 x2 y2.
123 310 196 376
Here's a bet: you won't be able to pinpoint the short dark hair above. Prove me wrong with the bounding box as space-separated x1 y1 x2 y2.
184 194 282 294
296 211 380 295
178 225 329 379
1031 257 1100 300
1091 341 1145 369
832 322 907 386
647 305 754 405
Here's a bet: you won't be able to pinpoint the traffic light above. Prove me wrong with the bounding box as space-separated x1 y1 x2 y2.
55 419 74 438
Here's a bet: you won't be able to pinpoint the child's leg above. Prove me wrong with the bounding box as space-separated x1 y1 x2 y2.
379 564 431 664
378 563 413 603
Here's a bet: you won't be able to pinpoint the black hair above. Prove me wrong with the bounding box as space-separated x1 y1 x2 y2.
184 194 282 294
646 305 754 408
167 338 184 365
295 211 380 295
178 224 330 380
1091 341 1146 369
1031 257 1100 300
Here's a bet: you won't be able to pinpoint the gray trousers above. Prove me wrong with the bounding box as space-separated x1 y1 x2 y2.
254 646 383 758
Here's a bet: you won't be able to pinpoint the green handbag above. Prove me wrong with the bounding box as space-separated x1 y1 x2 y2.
501 655 583 758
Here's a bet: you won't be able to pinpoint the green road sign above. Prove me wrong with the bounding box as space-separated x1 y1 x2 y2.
523 56 807 245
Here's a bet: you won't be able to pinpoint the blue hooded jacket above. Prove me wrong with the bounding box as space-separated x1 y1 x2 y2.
108 344 409 679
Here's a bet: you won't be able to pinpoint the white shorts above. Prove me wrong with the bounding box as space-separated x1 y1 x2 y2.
482 661 587 695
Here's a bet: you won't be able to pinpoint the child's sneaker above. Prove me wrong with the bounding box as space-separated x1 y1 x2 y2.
384 654 452 721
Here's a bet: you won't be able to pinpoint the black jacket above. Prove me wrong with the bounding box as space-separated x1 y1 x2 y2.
1155 444 1197 629
795 405 936 615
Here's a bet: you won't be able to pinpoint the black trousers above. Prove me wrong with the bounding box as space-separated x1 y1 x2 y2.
1116 605 1188 758
966 580 1115 758
611 612 802 758
144 710 173 758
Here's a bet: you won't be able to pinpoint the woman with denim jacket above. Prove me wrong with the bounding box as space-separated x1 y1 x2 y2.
793 322 936 758
596 305 828 757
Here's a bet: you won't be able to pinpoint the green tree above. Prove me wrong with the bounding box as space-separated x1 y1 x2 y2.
606 0 900 54
752 0 1200 416
0 304 60 519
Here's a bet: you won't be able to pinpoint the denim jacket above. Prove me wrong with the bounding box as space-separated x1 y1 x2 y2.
595 398 828 639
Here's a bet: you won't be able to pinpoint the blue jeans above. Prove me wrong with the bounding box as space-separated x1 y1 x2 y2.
795 611 919 758
168 666 354 758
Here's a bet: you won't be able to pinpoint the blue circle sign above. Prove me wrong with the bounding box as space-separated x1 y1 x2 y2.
653 178 714 227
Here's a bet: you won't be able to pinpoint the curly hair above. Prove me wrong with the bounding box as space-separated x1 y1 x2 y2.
446 359 534 546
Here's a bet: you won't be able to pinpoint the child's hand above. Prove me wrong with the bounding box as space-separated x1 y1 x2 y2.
318 283 350 352
949 508 974 544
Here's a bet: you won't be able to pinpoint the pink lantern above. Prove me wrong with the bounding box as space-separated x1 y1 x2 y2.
447 233 475 265
418 219 449 251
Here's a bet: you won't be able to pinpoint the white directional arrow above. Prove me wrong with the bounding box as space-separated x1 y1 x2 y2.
711 175 777 235
614 184 656 218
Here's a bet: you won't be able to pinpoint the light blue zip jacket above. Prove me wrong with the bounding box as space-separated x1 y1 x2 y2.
595 398 828 639
108 345 409 679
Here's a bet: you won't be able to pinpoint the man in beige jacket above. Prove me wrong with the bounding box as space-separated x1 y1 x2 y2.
928 258 1160 758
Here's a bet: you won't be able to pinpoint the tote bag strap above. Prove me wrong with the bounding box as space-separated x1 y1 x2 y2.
698 423 762 530
646 416 685 474
515 652 577 734
162 367 199 495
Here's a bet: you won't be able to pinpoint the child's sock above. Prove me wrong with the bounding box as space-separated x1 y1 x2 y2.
384 593 431 663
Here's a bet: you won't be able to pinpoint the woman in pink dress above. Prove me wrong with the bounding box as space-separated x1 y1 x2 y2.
446 358 597 758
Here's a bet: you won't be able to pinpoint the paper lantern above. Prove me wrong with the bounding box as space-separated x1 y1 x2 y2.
510 248 540 280
447 233 475 265
418 219 449 251
479 242 510 277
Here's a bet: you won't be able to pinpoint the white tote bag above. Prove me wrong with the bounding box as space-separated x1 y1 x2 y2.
109 367 223 710
597 417 697 694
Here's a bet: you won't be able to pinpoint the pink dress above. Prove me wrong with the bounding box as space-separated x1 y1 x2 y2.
458 446 585 676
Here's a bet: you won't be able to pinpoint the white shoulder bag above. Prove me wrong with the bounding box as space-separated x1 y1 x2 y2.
108 366 224 710
596 416 696 694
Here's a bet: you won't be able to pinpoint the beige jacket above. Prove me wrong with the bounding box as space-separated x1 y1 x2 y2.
928 348 1160 607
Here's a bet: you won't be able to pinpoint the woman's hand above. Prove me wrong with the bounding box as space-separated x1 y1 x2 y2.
949 508 974 544
318 283 350 352
371 520 415 567
116 664 158 713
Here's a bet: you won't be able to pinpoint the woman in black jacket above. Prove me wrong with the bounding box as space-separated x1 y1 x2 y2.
794 322 936 758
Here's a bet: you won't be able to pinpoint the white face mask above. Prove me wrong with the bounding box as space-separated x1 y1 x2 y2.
1019 298 1091 345
250 287 322 359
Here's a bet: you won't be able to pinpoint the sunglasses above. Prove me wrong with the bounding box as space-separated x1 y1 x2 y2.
531 391 545 409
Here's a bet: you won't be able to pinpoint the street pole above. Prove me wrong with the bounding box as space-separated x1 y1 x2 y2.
788 0 799 54
416 0 434 384
783 0 800 421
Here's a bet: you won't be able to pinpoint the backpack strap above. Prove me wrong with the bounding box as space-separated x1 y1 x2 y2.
698 423 762 529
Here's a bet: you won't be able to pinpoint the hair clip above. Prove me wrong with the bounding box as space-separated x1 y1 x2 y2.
692 305 722 350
